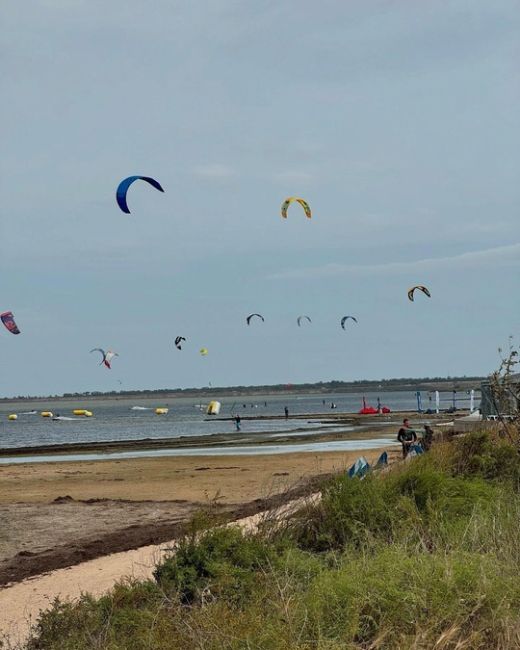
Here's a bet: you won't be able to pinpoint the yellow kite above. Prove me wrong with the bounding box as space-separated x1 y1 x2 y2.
281 197 312 219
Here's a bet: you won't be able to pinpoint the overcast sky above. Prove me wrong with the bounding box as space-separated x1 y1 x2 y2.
1 0 519 397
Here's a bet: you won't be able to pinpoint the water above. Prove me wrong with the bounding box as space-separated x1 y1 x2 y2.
0 438 399 465
0 391 477 451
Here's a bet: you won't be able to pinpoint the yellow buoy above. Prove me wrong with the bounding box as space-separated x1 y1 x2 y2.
83 410 93 417
155 407 169 415
8 414 18 420
73 409 88 416
41 411 53 418
206 401 221 415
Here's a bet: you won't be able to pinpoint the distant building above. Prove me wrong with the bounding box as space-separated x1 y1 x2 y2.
480 374 520 418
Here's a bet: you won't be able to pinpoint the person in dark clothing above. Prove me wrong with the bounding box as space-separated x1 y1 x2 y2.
284 406 289 419
234 415 241 431
421 425 434 451
397 418 417 458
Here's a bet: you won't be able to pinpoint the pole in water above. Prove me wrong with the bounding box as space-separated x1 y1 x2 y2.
416 391 422 413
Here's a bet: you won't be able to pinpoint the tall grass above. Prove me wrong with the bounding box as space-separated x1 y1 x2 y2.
22 432 520 649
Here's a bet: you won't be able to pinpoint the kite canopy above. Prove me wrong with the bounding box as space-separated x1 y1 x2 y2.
90 348 118 369
246 313 265 326
174 336 186 350
407 285 431 301
1 311 20 335
297 315 312 327
199 348 208 356
116 176 164 214
340 316 358 329
280 197 312 219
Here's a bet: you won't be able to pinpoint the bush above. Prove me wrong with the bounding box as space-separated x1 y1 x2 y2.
153 526 280 605
301 547 520 648
287 454 498 553
451 431 520 485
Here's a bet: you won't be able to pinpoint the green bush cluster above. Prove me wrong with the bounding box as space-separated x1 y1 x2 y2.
23 432 520 650
153 526 282 605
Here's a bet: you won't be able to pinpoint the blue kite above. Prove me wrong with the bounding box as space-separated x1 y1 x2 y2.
116 176 164 214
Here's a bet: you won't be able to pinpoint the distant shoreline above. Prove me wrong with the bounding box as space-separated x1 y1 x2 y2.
0 377 483 403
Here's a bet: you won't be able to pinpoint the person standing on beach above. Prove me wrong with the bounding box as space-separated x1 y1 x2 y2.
421 425 434 451
397 418 417 458
284 406 289 419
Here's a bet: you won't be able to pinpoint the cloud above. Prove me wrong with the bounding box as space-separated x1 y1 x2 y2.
192 164 236 180
269 242 520 280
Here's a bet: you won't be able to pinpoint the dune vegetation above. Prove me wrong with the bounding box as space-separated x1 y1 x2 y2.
20 426 520 650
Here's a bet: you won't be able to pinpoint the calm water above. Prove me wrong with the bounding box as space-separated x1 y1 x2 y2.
0 391 477 451
0 438 398 465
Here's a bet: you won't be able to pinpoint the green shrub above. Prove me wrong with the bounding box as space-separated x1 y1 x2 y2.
301 546 520 648
153 526 280 605
287 456 498 553
451 431 520 484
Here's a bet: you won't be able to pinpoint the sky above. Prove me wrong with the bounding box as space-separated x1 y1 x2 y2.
1 0 519 397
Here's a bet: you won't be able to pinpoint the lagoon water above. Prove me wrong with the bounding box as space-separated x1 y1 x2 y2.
0 391 477 452
0 438 399 465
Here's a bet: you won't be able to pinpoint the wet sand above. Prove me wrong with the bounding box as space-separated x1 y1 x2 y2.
0 447 398 586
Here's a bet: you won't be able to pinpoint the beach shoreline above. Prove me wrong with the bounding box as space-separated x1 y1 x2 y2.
0 447 397 586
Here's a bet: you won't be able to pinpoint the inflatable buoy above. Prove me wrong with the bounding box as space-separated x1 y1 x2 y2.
8 414 17 420
206 401 221 415
155 407 169 415
41 411 53 417
84 410 93 417
73 409 88 416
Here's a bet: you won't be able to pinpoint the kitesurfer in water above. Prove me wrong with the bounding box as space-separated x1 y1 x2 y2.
284 406 289 419
234 415 241 431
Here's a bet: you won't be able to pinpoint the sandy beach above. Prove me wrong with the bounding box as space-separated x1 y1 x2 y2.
0 446 398 587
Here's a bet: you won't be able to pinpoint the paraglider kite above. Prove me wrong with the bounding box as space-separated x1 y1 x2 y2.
246 313 265 326
90 348 119 369
1 311 20 335
297 315 312 327
281 197 312 220
116 176 164 214
341 316 358 329
199 348 208 356
174 336 186 350
407 285 431 302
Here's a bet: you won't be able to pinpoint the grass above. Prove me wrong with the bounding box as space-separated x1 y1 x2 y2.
20 431 520 649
